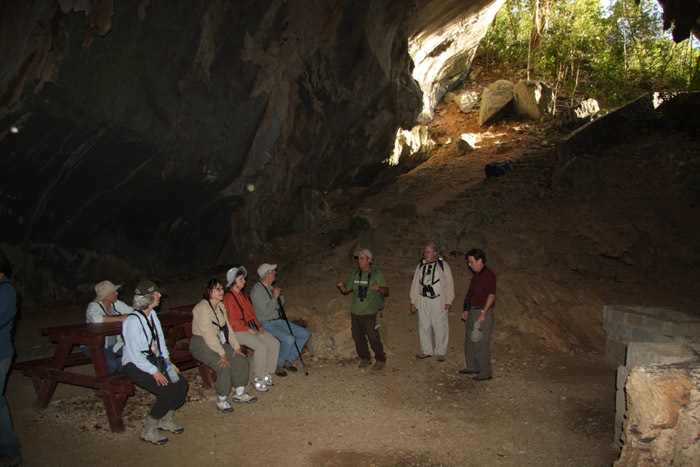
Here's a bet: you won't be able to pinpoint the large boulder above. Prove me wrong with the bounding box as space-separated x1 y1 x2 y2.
616 363 700 466
477 80 514 125
512 80 554 120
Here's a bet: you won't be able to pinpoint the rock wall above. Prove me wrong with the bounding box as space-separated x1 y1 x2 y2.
0 0 498 300
616 361 700 466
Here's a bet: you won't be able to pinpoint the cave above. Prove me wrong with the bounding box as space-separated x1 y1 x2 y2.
2 0 700 465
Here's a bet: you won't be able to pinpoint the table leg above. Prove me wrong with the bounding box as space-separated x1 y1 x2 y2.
99 389 128 433
87 343 110 376
35 342 72 408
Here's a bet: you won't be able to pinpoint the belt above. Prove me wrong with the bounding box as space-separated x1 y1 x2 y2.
421 294 440 299
471 307 483 310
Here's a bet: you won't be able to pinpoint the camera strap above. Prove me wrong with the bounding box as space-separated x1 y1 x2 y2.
207 300 229 343
262 284 282 319
227 289 256 328
129 310 163 359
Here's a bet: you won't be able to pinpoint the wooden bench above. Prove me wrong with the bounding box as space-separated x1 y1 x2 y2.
16 308 195 433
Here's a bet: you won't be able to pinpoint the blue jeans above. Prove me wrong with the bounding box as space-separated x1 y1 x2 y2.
80 345 123 374
0 356 21 460
262 320 310 367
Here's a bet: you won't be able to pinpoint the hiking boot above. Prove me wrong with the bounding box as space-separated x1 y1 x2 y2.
372 361 385 371
140 426 168 445
415 353 431 359
283 361 298 372
216 400 234 413
252 378 269 392
473 374 493 381
458 368 479 375
263 374 275 386
158 419 184 434
358 359 372 368
275 366 288 377
232 392 258 404
436 355 446 362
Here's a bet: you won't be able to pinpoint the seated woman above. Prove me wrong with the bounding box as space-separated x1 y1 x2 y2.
122 280 189 445
223 266 280 392
190 278 258 413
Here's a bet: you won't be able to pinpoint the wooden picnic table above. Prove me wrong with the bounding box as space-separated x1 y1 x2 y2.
14 305 201 433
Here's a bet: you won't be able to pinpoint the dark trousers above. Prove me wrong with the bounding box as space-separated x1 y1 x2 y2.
464 308 495 376
123 363 189 419
351 313 386 362
189 336 249 397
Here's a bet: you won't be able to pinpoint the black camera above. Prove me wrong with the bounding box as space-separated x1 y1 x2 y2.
358 286 368 302
463 296 471 312
247 319 259 331
422 284 435 297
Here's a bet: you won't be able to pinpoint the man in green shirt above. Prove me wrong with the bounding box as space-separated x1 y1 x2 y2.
336 249 389 371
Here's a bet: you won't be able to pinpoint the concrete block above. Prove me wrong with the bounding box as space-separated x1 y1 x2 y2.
617 365 630 390
606 336 628 364
626 341 700 367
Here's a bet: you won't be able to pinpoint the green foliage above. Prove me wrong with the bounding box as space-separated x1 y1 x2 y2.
481 0 700 107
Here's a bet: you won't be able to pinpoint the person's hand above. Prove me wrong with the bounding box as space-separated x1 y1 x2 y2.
234 347 246 357
477 312 486 326
217 354 231 368
248 328 259 335
410 304 417 314
153 371 169 386
461 311 468 322
259 327 265 334
371 284 380 291
445 304 452 311
272 286 281 299
171 363 181 374
336 281 344 289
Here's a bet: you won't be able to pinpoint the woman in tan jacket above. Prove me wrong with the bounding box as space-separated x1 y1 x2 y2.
190 279 257 413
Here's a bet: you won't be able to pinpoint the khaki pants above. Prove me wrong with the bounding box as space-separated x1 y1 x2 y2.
234 330 280 379
417 294 449 356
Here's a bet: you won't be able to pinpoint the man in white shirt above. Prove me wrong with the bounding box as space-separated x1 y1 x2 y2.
83 280 131 373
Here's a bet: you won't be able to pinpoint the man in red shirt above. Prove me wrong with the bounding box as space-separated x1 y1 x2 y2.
459 249 497 381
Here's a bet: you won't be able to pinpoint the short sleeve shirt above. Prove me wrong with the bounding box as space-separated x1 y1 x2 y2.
345 268 388 315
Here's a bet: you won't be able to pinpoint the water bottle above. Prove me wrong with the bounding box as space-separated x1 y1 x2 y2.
165 361 179 382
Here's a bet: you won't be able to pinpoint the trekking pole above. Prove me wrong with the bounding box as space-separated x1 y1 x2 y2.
277 297 309 376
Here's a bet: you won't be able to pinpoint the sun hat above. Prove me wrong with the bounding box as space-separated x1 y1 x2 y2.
470 321 483 343
134 280 163 296
226 266 248 287
354 248 373 260
257 263 277 279
93 280 121 302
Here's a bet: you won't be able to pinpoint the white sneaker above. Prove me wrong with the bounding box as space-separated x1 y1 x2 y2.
233 392 258 404
216 400 234 413
252 378 269 392
263 374 275 386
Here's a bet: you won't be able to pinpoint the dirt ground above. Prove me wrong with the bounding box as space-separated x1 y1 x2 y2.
7 63 698 466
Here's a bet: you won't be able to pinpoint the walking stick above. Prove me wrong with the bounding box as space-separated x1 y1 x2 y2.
277 297 309 375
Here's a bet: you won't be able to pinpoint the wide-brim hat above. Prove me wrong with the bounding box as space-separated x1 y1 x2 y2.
257 263 277 279
470 321 483 343
94 280 121 302
226 266 248 287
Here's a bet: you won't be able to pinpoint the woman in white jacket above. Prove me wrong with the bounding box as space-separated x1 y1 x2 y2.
122 280 189 445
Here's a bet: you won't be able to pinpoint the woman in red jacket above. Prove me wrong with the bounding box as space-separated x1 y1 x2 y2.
223 266 280 392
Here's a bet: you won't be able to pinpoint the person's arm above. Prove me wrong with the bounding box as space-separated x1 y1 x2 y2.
193 301 226 356
0 281 17 328
371 270 389 297
122 314 160 375
409 267 421 313
443 261 455 310
250 283 278 322
477 293 496 325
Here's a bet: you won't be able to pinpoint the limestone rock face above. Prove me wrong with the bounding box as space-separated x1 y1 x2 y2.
477 80 514 125
0 0 500 298
616 363 700 466
512 80 554 120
